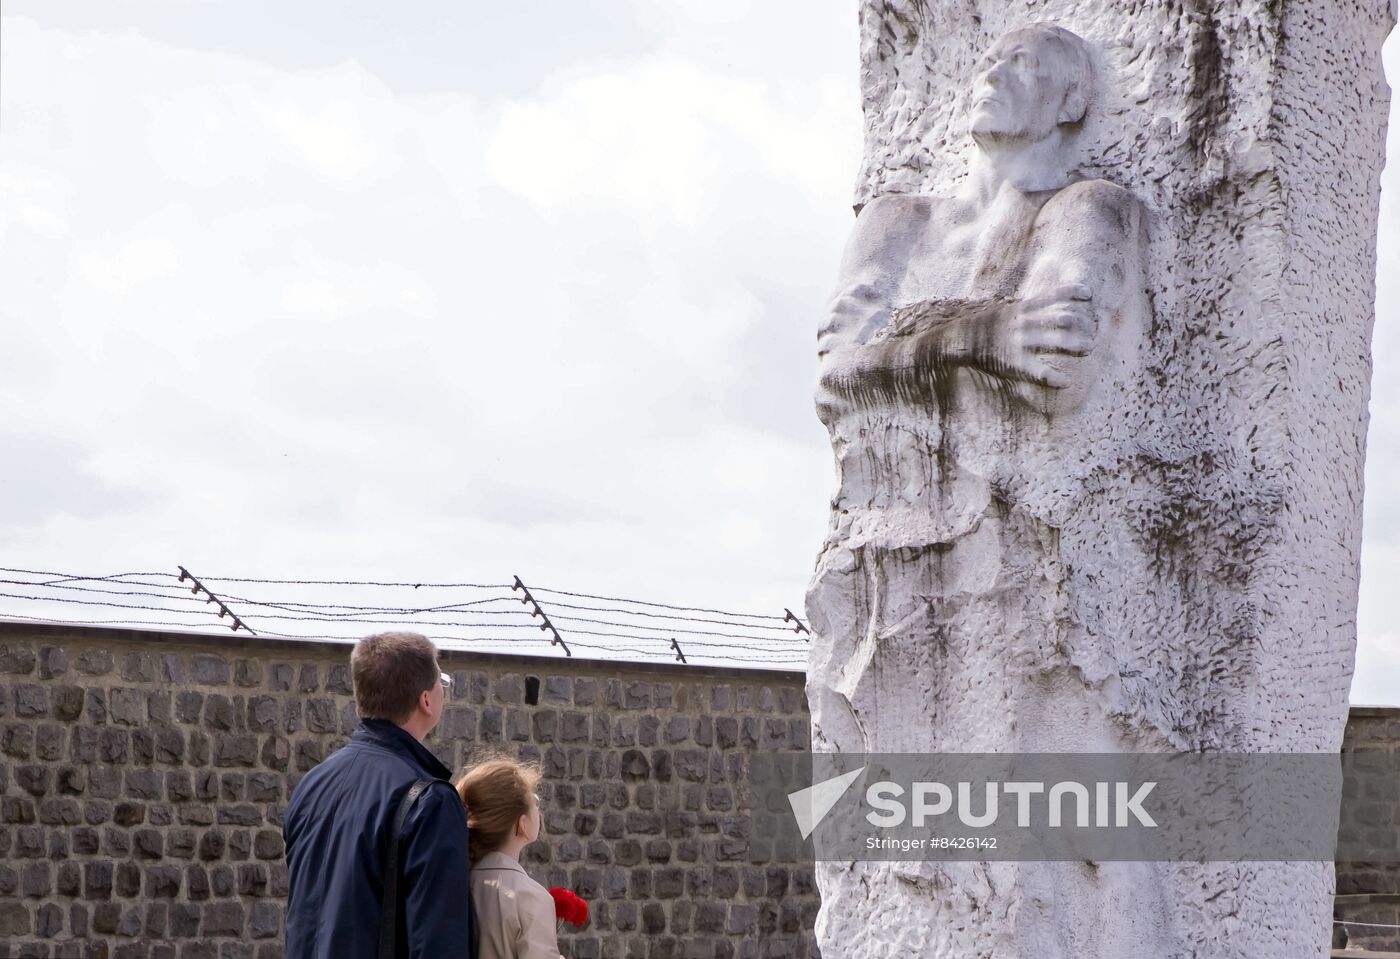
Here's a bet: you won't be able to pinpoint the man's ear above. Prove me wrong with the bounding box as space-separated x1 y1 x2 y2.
1059 85 1087 125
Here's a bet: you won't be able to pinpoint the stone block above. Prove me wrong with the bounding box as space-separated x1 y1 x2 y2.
146 865 181 898
297 664 318 693
134 828 163 859
73 825 101 853
2 724 33 760
38 645 68 678
3 796 36 824
246 771 281 802
239 862 269 896
51 685 84 721
120 651 155 682
90 764 123 799
167 828 197 860
38 797 81 825
31 903 66 942
220 772 245 801
246 697 278 733
145 900 169 938
203 694 235 731
0 900 32 937
192 655 231 686
132 728 156 764
543 676 572 705
211 864 236 895
326 664 352 695
304 699 337 734
175 692 204 724
21 862 52 897
249 901 280 939
14 684 45 718
126 769 162 799
214 734 258 768
235 659 263 688
266 663 293 691
171 901 201 936
92 900 121 934
0 641 42 679
160 653 186 684
188 731 211 765
495 673 523 704
260 735 290 771
532 710 557 741
218 804 261 827
625 682 651 709
17 764 49 796
83 687 108 723
115 861 141 896
202 901 245 937
253 829 283 860
561 711 590 742
72 648 113 675
99 728 130 764
185 865 210 901
102 825 131 856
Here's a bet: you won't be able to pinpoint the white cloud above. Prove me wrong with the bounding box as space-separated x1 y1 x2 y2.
0 9 852 643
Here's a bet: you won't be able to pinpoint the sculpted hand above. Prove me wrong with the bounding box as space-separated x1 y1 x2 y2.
1002 283 1097 389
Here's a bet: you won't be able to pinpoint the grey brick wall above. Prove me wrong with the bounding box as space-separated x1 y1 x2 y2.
1335 705 1400 953
0 622 817 959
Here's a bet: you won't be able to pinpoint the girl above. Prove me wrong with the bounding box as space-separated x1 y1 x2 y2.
457 757 563 959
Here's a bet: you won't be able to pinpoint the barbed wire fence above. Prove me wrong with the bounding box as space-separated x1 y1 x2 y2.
0 565 810 670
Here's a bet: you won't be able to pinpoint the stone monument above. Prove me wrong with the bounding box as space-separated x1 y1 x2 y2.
805 5 1391 956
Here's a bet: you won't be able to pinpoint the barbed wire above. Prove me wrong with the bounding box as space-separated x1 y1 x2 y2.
0 565 808 670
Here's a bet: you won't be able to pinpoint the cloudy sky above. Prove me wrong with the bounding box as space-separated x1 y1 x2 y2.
0 3 1395 699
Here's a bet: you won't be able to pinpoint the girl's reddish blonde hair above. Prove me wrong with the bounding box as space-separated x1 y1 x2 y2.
455 754 542 864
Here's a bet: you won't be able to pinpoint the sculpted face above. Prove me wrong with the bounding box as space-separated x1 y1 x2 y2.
968 27 1085 142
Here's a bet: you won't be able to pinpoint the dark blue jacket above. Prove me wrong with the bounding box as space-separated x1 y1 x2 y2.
283 719 475 959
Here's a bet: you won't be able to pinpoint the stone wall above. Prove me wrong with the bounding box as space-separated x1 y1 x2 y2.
0 622 817 959
1335 705 1400 953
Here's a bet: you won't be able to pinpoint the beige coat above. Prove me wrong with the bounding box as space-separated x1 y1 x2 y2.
470 851 562 959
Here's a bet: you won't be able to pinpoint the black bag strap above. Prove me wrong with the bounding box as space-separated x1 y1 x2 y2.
379 779 433 959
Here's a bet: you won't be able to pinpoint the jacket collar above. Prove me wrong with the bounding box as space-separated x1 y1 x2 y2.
474 850 529 874
352 717 454 782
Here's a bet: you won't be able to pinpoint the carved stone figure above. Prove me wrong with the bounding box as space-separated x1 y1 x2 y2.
817 24 1143 425
810 21 1146 762
806 4 1392 955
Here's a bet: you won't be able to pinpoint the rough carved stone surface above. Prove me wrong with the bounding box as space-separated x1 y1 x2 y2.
806 4 1391 957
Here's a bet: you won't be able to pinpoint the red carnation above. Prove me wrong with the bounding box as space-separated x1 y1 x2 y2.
548 887 588 927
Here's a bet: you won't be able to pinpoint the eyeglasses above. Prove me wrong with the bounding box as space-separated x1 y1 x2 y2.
439 671 454 693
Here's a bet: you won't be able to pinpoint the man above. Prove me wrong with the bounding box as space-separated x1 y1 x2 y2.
284 632 474 959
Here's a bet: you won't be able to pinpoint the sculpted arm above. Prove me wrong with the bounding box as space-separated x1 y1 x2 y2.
817 196 988 397
817 195 922 356
998 180 1147 407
